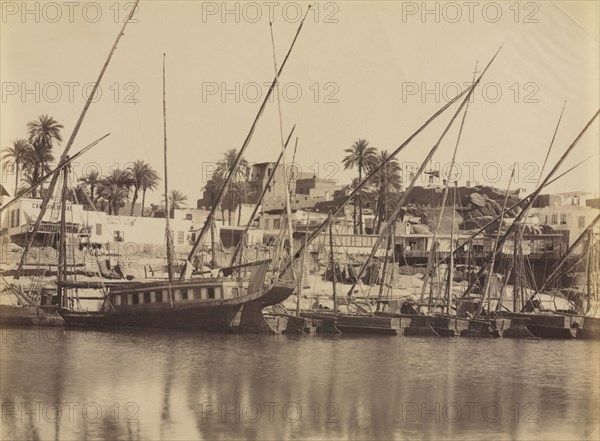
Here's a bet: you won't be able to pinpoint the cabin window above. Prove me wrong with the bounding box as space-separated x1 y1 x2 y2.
181 289 189 300
193 288 202 299
156 291 163 302
578 216 585 228
143 292 151 303
208 287 215 299
560 214 567 225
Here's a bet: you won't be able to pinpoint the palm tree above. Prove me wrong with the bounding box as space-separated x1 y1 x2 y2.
128 160 160 216
1 139 31 193
79 169 101 204
98 169 132 215
216 149 249 226
342 139 377 234
162 189 187 218
344 177 368 234
140 166 160 217
25 115 63 196
371 150 402 234
203 170 227 221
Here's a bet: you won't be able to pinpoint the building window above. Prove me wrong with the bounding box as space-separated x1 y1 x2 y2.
181 289 189 300
178 231 184 244
143 292 151 303
265 219 270 229
156 291 163 302
115 295 122 306
132 294 139 305
10 209 20 228
231 287 239 297
560 214 567 225
96 223 102 235
193 288 202 299
551 214 558 225
273 219 281 229
578 216 586 228
208 287 215 299
185 213 192 220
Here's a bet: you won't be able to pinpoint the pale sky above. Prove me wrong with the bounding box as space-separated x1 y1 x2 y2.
1 1 599 206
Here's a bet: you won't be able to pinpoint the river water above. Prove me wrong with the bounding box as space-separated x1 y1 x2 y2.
1 326 598 440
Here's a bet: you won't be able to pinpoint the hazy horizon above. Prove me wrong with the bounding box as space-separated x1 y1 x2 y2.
2 1 598 206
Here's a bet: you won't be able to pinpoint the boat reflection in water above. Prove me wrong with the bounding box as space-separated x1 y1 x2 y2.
1 326 598 440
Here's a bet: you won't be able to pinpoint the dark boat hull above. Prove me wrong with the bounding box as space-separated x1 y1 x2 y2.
59 281 295 333
403 315 468 338
0 305 64 326
460 318 511 338
577 316 600 339
500 312 580 339
300 312 398 335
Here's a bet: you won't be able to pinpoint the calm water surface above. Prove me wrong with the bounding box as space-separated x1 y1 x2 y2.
1 326 598 440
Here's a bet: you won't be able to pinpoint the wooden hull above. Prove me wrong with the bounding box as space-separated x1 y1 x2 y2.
404 315 468 338
59 281 295 333
577 316 600 339
500 313 580 339
300 312 397 335
460 318 512 339
0 305 64 326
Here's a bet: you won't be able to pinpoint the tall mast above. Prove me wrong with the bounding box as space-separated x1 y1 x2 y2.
420 61 478 312
230 126 295 266
328 214 338 314
163 54 174 284
16 0 140 277
378 229 392 307
586 229 593 313
461 110 600 300
446 181 457 315
57 162 70 308
182 7 312 278
296 213 310 317
478 166 515 315
269 21 296 278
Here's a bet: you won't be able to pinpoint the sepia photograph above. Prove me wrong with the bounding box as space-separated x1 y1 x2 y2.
0 1 599 440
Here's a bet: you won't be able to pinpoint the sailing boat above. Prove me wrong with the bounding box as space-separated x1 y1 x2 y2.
58 52 299 333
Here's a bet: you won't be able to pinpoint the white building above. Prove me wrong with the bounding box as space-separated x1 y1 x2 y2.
532 204 600 250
